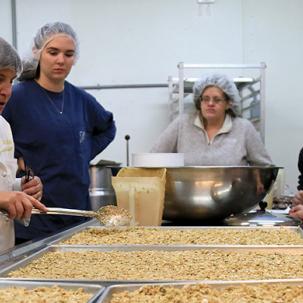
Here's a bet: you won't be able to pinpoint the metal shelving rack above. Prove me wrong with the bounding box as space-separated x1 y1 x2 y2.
168 62 267 141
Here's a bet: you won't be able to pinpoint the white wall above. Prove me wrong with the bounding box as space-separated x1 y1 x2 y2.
0 0 12 41
1 0 303 192
242 0 303 193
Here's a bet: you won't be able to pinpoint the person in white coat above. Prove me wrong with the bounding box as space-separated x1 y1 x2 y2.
0 37 47 252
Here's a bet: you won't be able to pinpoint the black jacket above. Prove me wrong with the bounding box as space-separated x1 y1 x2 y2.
298 148 303 190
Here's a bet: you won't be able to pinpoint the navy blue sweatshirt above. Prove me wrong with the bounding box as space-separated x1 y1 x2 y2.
3 80 116 240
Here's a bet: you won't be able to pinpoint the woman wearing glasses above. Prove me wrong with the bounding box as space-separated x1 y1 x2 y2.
3 22 116 243
0 37 46 251
151 73 272 166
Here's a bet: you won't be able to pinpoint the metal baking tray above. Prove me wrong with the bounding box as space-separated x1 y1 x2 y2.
0 219 98 269
0 245 303 285
48 225 303 248
0 279 104 302
97 279 303 302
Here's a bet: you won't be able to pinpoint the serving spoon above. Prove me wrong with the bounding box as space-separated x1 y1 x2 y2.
31 205 132 227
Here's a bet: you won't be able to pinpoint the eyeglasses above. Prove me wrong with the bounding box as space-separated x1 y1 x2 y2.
200 96 226 104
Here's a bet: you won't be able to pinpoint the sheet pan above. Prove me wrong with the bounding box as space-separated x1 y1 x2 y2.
97 279 303 302
48 225 303 248
0 279 104 302
0 245 303 285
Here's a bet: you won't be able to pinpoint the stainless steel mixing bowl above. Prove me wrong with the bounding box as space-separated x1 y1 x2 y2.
163 166 281 221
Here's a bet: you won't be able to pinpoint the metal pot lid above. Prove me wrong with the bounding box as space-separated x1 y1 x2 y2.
225 210 301 226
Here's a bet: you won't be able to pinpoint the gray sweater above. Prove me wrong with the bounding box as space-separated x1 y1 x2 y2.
151 112 272 166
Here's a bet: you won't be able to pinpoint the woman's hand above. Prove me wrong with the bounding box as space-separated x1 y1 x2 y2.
0 192 47 220
292 190 303 206
21 176 43 201
289 204 303 220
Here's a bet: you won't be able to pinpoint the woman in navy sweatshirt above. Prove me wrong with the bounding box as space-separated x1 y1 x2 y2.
3 22 116 243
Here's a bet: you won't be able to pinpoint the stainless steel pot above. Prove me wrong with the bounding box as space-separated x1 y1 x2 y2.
0 212 14 253
89 165 119 210
163 166 281 221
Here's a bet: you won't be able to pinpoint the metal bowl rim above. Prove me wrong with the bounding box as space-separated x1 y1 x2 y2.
132 165 282 169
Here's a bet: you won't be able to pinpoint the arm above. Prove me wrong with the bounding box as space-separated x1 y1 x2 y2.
0 191 47 220
253 169 265 195
150 117 179 153
245 122 272 166
297 148 303 190
88 100 116 159
292 148 303 206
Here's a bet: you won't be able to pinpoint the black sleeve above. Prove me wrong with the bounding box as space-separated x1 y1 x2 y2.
297 148 303 190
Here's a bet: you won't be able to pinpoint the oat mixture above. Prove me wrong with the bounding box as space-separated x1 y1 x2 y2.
0 285 91 302
62 227 303 245
95 205 132 226
109 283 303 303
7 249 303 281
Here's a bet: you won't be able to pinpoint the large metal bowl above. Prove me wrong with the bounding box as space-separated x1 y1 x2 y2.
163 166 281 221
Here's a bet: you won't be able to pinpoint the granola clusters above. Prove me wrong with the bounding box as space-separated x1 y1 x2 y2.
0 286 91 303
7 249 303 281
62 227 303 245
110 283 303 303
95 205 132 226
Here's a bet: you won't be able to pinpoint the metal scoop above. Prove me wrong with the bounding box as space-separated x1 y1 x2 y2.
31 205 132 227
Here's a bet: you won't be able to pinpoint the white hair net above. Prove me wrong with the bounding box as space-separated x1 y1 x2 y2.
0 37 22 76
193 73 241 116
19 22 79 81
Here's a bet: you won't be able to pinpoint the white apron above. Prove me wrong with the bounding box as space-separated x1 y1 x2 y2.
0 117 17 253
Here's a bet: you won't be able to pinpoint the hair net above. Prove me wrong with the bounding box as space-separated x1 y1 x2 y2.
19 22 79 81
0 37 22 76
192 73 241 116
